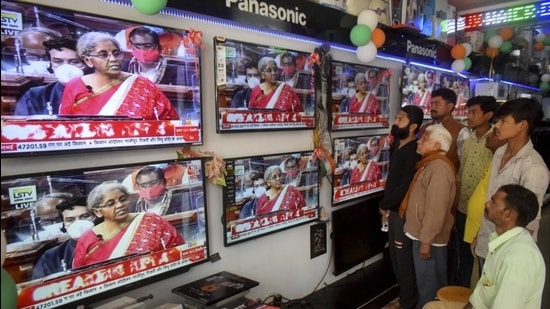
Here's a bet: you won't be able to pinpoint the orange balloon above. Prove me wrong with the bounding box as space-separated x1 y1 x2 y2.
485 47 499 58
535 42 545 51
499 27 514 41
371 28 386 48
451 44 466 59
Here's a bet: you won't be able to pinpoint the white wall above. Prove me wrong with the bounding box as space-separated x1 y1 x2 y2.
2 0 404 306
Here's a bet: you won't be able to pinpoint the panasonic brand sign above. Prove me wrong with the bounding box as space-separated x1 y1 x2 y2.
407 40 436 59
226 0 307 26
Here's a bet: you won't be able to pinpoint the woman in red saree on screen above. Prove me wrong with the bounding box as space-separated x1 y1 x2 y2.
349 71 381 115
349 142 382 184
72 182 184 268
248 56 303 112
59 31 179 120
253 165 306 216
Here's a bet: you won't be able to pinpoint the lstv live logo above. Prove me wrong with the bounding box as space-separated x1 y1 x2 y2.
8 185 37 207
1 10 23 36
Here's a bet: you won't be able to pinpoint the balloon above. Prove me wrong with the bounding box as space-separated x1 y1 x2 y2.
541 81 550 91
488 35 503 49
485 47 499 58
499 27 514 41
357 10 379 31
371 28 386 48
542 74 550 83
484 30 498 43
544 37 550 46
350 24 372 46
1 268 17 309
534 42 545 51
499 41 513 53
461 42 472 57
451 44 466 59
463 57 472 71
451 59 466 72
1 231 5 266
356 42 377 63
131 0 167 15
535 33 546 42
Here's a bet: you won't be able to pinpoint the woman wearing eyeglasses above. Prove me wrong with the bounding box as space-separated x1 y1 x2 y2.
59 31 179 120
72 182 184 268
253 165 306 216
248 56 303 112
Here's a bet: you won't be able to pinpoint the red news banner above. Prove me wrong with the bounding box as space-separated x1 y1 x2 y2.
331 114 388 130
220 110 314 130
1 118 200 153
17 245 205 309
333 180 385 204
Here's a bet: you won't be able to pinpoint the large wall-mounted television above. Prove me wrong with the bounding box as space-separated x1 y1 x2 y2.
332 134 391 206
332 192 387 276
400 63 470 118
1 158 208 308
329 60 390 131
1 1 202 157
222 151 319 246
214 37 316 133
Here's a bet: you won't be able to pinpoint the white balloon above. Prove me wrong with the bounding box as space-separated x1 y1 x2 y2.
451 59 466 72
535 33 546 42
357 10 379 31
461 42 472 57
356 42 378 63
542 73 550 83
488 35 503 49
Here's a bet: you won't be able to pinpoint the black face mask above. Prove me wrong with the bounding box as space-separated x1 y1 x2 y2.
390 124 410 140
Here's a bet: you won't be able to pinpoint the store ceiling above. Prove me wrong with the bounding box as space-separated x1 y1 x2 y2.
449 0 523 13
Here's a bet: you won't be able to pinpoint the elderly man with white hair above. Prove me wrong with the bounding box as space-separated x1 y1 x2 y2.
397 123 457 308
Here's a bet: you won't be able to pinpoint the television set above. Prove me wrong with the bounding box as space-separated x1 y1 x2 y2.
222 151 319 246
332 134 391 206
400 63 470 118
1 158 208 309
329 60 390 131
213 37 316 132
1 1 202 157
332 192 387 276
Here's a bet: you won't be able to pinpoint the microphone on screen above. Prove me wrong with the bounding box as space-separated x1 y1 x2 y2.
96 234 103 241
86 85 93 93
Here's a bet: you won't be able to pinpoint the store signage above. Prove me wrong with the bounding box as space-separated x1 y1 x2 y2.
407 40 436 59
225 0 307 26
460 1 550 31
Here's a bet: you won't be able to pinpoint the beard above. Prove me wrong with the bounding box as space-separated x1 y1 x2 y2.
390 124 410 140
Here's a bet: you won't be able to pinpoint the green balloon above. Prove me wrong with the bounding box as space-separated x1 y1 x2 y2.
484 30 498 43
541 81 550 91
463 57 472 71
1 268 17 309
544 37 550 46
131 0 167 15
499 41 513 53
350 24 372 47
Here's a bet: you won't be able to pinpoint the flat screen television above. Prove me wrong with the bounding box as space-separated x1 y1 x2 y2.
1 1 202 157
222 151 319 246
213 37 316 132
332 134 391 206
332 192 387 276
400 63 470 118
329 60 390 131
1 158 208 308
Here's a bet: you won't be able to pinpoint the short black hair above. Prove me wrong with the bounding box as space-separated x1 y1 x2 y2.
432 88 457 105
128 26 160 47
136 165 166 182
498 184 539 227
494 98 543 135
466 95 500 113
401 105 424 134
42 37 78 53
56 195 88 212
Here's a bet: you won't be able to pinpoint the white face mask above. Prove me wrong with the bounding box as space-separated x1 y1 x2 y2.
247 77 260 88
53 63 84 84
66 219 94 239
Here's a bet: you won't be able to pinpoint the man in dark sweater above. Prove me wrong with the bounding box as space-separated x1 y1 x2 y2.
379 105 424 309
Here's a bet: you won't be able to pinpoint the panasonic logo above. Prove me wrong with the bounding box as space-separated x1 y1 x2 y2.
407 40 436 59
226 0 307 26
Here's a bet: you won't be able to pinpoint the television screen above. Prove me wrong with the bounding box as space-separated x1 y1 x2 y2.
222 151 319 246
332 134 391 205
400 63 470 118
1 158 208 308
1 1 202 157
332 192 387 276
329 60 390 130
214 37 316 132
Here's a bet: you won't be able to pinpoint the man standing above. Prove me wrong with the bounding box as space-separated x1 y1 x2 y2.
401 124 457 308
379 105 424 309
474 98 550 265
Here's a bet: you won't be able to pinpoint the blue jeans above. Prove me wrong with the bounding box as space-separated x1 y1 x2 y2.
412 240 448 308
